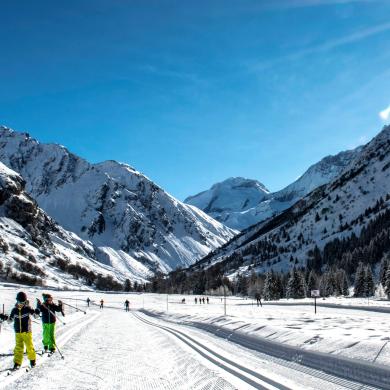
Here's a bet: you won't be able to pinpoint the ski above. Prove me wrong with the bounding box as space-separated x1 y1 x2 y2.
37 350 51 356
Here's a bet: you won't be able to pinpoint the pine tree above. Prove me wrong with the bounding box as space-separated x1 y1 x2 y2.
385 267 390 299
124 278 132 292
354 262 366 297
319 271 335 297
286 268 306 299
337 269 349 296
364 266 375 297
263 270 282 300
263 271 274 300
380 254 389 287
275 273 284 299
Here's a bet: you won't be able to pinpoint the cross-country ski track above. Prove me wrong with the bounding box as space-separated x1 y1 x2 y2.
0 304 384 390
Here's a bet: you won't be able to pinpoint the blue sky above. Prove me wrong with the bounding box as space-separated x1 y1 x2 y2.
1 0 390 200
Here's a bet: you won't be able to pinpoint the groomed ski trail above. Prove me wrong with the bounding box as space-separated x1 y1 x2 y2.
134 311 382 390
1 310 99 388
1 308 238 390
2 306 382 390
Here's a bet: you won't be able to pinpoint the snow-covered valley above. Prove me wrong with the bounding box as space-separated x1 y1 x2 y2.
1 285 390 389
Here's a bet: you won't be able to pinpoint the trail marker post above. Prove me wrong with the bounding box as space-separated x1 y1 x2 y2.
311 290 320 314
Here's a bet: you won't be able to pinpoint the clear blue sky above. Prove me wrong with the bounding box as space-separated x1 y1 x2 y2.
1 0 390 200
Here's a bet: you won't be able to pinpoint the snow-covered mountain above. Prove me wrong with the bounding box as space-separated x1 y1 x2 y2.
185 150 358 230
191 125 390 276
0 126 235 279
0 161 144 288
185 177 270 230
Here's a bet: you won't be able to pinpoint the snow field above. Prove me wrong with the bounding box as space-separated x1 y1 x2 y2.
1 286 390 389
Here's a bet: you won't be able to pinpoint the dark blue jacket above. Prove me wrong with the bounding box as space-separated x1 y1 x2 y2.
9 304 39 333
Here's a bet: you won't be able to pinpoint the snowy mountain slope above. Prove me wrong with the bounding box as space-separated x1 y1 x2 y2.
0 162 149 288
185 150 358 231
191 125 390 276
0 126 235 275
185 177 270 230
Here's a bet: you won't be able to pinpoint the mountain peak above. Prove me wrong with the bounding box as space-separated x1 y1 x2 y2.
0 126 235 279
185 146 360 230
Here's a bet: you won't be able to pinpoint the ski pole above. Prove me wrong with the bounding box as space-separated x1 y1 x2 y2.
39 301 66 325
54 343 64 360
62 302 86 314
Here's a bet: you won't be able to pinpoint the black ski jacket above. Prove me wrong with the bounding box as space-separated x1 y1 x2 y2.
9 304 39 333
36 302 63 324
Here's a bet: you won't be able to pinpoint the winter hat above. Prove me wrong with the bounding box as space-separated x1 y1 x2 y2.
42 293 52 301
16 291 27 303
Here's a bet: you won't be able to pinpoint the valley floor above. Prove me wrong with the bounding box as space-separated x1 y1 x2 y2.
0 285 389 389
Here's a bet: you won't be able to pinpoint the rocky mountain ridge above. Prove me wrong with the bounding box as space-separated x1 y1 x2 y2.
185 149 359 230
190 125 390 278
0 126 235 280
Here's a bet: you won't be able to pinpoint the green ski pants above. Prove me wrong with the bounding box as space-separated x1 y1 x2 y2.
42 322 56 350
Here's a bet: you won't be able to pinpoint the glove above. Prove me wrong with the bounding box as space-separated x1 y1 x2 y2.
36 298 41 305
0 313 8 321
33 313 40 319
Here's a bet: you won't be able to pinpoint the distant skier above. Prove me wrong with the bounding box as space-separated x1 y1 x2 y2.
86 297 91 307
202 297 205 304
255 293 262 307
124 300 130 312
4 291 40 370
181 298 186 304
100 299 104 309
36 293 64 353
206 297 209 304
194 297 197 304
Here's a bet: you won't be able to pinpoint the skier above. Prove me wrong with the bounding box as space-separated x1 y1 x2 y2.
36 293 64 353
255 292 262 307
202 297 205 304
100 299 104 309
194 297 197 304
86 297 91 307
124 299 130 312
4 291 40 370
206 297 209 304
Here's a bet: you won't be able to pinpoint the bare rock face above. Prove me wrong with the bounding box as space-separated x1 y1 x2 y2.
0 162 53 246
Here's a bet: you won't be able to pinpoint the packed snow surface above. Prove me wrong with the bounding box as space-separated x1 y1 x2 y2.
0 285 388 389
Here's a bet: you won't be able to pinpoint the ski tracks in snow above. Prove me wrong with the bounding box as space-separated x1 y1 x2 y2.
2 308 237 390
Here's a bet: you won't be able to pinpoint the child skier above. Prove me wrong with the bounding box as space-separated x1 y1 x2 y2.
3 291 40 370
36 293 63 353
